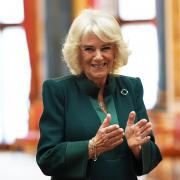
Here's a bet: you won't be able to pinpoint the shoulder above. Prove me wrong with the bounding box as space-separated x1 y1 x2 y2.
113 74 144 98
114 74 142 88
42 75 77 96
43 74 76 88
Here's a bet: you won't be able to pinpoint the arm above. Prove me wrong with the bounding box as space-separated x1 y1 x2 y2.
125 78 162 175
133 78 162 175
36 80 89 178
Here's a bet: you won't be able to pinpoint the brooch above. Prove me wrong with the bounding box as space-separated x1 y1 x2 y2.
121 89 128 96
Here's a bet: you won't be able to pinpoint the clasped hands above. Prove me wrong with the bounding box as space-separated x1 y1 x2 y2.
89 111 152 159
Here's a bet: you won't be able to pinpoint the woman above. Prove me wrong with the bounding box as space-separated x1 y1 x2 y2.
36 9 162 180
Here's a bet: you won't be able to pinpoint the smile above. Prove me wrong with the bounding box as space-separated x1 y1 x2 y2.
91 63 107 68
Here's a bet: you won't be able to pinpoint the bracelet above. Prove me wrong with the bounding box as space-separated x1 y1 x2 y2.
89 138 98 161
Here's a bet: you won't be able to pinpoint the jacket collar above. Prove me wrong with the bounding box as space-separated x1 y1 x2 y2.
76 73 116 98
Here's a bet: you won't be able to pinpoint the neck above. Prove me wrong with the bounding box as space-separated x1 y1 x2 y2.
91 77 106 88
83 73 107 88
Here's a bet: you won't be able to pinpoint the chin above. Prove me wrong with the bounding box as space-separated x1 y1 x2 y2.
93 73 108 80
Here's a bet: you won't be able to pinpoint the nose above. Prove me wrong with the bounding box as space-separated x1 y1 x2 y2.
94 49 103 60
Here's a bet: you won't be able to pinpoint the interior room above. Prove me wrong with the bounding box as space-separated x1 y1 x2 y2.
0 0 180 179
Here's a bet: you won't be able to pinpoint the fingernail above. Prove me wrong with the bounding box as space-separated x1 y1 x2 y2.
106 113 111 119
115 125 119 128
120 128 124 132
130 112 134 117
107 113 111 117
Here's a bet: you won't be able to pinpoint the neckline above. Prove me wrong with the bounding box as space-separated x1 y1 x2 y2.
76 73 116 98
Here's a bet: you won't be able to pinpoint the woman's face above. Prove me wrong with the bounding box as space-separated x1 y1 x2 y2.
79 33 115 86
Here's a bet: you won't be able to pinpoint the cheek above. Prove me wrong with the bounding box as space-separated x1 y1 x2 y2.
79 59 90 72
109 53 115 68
109 56 115 67
110 61 114 71
80 52 91 63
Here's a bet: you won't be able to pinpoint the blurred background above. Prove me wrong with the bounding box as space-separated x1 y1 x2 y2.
0 0 180 179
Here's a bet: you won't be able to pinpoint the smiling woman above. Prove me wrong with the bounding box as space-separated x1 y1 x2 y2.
62 9 129 76
79 33 115 87
36 9 162 180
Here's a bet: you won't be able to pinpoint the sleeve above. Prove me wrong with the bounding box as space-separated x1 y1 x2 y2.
36 80 89 179
132 78 162 175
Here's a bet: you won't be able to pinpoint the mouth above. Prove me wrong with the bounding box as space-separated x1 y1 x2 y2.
91 62 107 68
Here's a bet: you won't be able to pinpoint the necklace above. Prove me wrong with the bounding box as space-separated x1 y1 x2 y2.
98 86 107 114
98 101 107 114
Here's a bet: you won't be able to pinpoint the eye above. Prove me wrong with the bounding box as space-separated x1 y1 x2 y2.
101 46 112 52
83 47 95 52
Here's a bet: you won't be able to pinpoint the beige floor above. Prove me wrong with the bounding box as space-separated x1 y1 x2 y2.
0 151 49 180
4 150 180 180
0 151 148 180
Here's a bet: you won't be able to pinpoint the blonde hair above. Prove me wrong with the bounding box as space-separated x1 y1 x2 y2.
62 9 130 75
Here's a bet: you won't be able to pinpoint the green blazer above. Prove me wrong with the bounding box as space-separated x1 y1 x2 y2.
36 74 162 180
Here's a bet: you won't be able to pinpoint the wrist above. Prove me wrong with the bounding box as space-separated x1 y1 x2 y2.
130 145 141 159
88 138 98 161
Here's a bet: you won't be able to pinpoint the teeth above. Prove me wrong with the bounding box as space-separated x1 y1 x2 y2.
92 63 106 68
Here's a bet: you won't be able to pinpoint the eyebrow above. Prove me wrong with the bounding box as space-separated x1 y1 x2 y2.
82 45 94 48
82 43 113 48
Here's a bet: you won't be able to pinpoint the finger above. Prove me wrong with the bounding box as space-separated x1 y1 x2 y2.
139 122 152 134
134 120 150 137
135 119 148 129
103 136 124 148
140 127 152 138
100 113 111 128
140 136 151 144
108 133 124 144
105 124 120 134
110 138 123 147
99 138 123 152
106 127 124 139
127 111 136 126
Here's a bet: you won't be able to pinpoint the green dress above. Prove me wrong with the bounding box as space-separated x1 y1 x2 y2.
36 74 162 180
